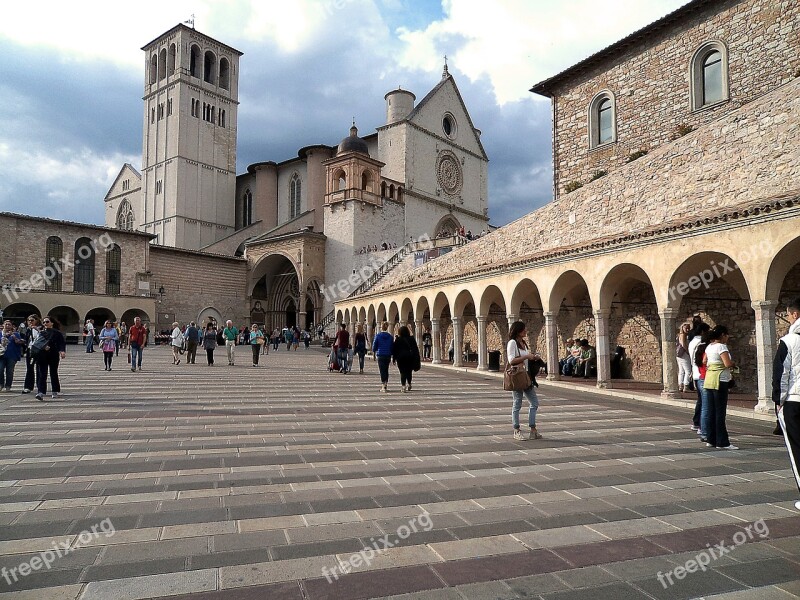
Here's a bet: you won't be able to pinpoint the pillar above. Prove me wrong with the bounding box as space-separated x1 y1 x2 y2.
476 316 488 371
753 301 777 414
544 311 560 381
452 316 463 367
659 308 678 398
431 318 441 364
594 309 612 389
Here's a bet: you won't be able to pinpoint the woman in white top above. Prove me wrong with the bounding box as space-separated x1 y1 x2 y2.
507 321 541 441
676 323 692 393
170 322 183 365
702 325 736 450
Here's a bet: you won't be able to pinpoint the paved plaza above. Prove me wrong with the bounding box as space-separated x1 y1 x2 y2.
0 346 798 600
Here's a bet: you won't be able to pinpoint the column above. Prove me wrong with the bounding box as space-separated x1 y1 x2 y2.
659 308 678 398
544 311 560 381
452 316 463 367
431 318 441 364
752 301 777 414
414 319 424 350
476 316 488 371
506 313 518 332
594 309 612 389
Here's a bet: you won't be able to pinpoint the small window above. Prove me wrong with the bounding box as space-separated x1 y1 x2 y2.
45 236 63 292
190 45 201 78
151 107 155 124
117 200 134 231
588 91 616 149
106 245 122 296
168 43 176 75
242 189 253 227
204 50 216 83
290 175 301 218
73 238 95 294
158 48 167 80
442 113 456 138
690 41 729 110
219 58 230 90
155 180 163 195
149 54 157 85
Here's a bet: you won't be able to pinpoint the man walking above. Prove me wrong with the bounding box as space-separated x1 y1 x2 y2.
422 328 432 360
335 323 350 374
222 320 238 366
128 316 147 371
774 296 800 511
85 319 95 353
185 322 200 364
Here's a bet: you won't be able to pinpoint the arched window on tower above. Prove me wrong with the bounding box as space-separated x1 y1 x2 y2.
168 43 176 75
690 41 729 110
73 238 95 294
220 109 226 128
149 54 157 84
106 244 121 296
381 181 386 197
389 184 395 199
219 58 230 90
361 170 372 192
587 90 617 149
204 50 216 84
190 45 201 78
243 189 253 227
158 48 167 80
45 236 63 292
290 174 301 219
336 171 346 192
117 200 134 231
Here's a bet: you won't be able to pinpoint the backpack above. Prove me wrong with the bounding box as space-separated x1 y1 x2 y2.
675 337 687 359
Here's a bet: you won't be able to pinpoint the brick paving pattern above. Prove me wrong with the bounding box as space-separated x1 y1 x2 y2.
0 347 798 599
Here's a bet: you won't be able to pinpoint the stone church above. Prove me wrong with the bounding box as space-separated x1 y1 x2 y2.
101 23 490 332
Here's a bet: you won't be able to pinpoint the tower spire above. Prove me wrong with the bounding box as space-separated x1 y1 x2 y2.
442 55 449 79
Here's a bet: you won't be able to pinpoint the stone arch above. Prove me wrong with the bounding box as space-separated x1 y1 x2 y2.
336 310 344 324
510 278 543 316
249 252 301 332
86 307 116 327
432 292 451 320
765 235 800 304
358 306 367 324
2 302 42 325
415 295 431 322
549 270 594 350
377 302 387 324
49 306 81 335
400 298 414 324
453 289 476 319
433 214 461 237
388 301 400 325
121 308 151 327
367 305 376 329
478 284 507 316
198 307 223 329
665 251 752 313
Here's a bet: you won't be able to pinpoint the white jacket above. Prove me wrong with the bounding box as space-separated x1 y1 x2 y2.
778 320 800 404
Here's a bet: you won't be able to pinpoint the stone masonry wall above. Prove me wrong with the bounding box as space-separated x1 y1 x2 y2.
549 0 800 196
382 78 800 290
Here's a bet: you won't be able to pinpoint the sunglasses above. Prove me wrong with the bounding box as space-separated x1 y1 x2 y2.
43 321 52 324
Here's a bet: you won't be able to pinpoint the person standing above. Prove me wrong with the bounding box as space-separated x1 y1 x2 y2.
335 323 350 374
250 324 264 366
372 322 394 392
676 322 692 393
185 322 200 364
128 316 147 372
392 326 420 392
293 327 300 351
34 317 66 401
688 323 711 433
284 327 293 351
203 323 217 366
774 297 800 511
84 319 95 353
354 325 367 374
422 328 432 360
703 325 737 450
222 320 238 366
272 328 281 351
0 320 25 391
119 321 128 350
170 322 183 365
507 321 541 441
98 320 118 371
22 315 41 393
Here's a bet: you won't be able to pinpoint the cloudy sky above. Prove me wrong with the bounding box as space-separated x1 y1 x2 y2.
1 0 688 228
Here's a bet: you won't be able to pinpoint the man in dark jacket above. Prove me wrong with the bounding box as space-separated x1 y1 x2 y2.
335 323 350 373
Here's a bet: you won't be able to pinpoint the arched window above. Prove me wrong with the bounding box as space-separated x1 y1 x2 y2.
220 109 226 128
117 200 134 231
336 171 346 191
149 54 157 84
381 181 386 197
190 45 201 78
389 184 395 199
106 245 121 296
588 90 617 149
219 58 230 90
290 174 301 219
45 236 63 292
158 48 167 80
243 189 253 227
168 44 176 75
396 187 403 202
361 170 372 192
73 238 95 294
204 50 216 83
691 41 729 110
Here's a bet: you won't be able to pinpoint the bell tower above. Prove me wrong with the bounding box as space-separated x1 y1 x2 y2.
139 24 242 249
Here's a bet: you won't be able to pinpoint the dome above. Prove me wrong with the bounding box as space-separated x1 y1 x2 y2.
337 124 369 156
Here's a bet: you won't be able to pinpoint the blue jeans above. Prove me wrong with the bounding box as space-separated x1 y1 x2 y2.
705 381 730 448
85 334 94 352
337 349 349 372
0 356 18 389
377 355 391 383
696 378 707 435
130 344 143 369
512 385 539 429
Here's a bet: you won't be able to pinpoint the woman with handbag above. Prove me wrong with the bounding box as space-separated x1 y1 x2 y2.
250 324 264 366
98 320 118 371
506 321 541 441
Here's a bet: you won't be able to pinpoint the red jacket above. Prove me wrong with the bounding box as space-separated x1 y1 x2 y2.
129 324 148 347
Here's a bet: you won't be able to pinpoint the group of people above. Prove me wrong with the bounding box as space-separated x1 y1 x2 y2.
358 242 398 254
0 315 66 401
329 322 421 393
558 338 597 378
83 318 128 354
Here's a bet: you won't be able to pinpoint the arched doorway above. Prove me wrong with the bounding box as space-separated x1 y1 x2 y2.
249 253 301 333
50 306 81 335
1 302 42 326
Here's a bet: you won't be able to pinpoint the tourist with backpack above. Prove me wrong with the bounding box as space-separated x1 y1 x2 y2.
392 326 420 392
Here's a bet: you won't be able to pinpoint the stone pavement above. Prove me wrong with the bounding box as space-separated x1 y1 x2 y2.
0 346 798 600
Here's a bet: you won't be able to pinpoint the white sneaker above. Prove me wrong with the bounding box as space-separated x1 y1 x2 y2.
380 385 387 393
794 500 800 511
721 445 738 450
513 430 527 441
705 443 714 447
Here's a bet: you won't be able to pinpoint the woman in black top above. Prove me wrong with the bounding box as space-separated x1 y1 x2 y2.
35 317 66 401
392 326 421 392
22 314 41 393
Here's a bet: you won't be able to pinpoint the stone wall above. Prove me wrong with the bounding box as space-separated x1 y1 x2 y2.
546 0 800 196
609 282 662 382
148 246 248 328
380 78 800 291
